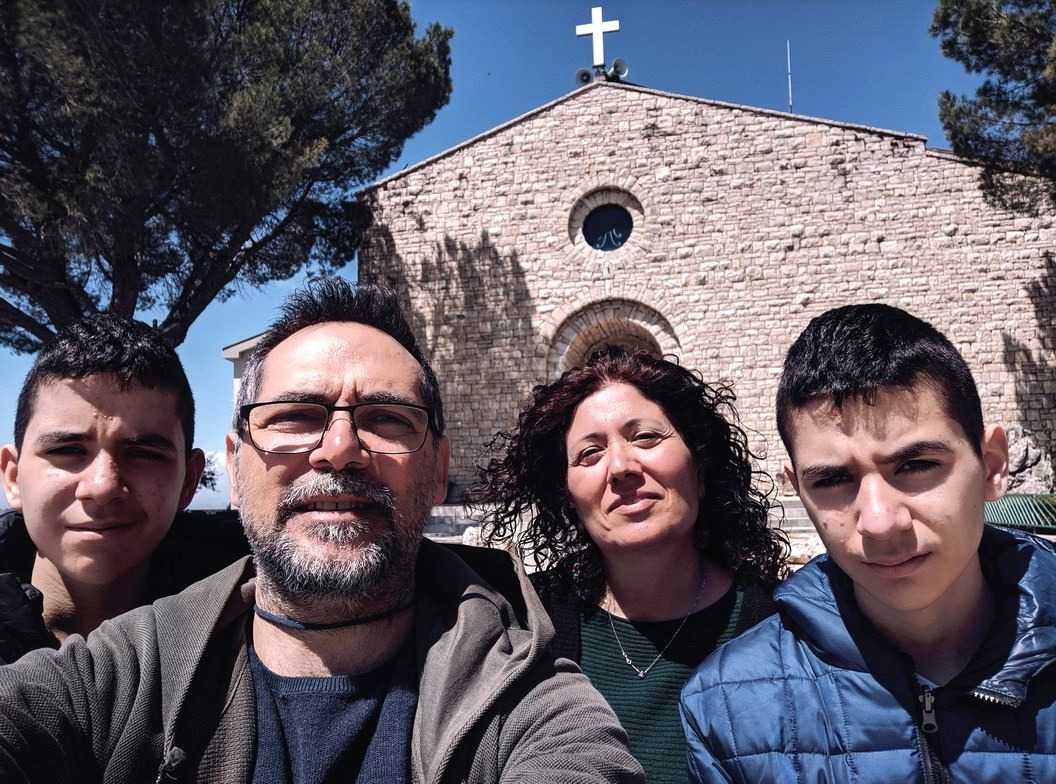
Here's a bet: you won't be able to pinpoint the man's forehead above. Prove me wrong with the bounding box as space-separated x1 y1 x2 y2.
259 322 424 398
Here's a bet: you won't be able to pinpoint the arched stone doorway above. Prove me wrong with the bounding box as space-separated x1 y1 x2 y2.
565 320 661 366
546 299 680 378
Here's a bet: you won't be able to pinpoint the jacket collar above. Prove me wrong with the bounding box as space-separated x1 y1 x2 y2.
967 526 1056 703
775 525 1056 701
153 556 256 756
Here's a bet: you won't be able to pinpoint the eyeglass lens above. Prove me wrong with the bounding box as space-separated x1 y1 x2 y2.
247 402 429 454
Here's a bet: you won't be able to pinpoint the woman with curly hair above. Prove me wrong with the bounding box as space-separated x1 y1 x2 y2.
466 346 788 784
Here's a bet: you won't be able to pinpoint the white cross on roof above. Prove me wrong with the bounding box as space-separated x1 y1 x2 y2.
576 6 620 68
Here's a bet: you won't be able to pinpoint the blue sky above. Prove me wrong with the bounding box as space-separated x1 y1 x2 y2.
0 1 982 508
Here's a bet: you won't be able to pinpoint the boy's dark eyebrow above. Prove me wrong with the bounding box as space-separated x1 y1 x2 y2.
797 463 845 483
32 431 88 449
878 440 954 465
33 430 178 453
797 440 955 482
122 433 179 452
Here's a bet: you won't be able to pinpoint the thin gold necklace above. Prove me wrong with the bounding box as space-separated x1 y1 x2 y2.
605 576 708 679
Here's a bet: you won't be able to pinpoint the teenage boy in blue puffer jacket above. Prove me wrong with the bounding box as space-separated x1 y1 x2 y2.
681 303 1056 784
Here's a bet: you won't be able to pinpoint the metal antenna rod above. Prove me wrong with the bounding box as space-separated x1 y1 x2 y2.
787 40 793 113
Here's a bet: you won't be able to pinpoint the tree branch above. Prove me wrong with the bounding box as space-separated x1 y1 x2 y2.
0 294 55 346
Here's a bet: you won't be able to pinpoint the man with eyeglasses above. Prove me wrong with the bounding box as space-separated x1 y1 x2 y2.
0 278 643 784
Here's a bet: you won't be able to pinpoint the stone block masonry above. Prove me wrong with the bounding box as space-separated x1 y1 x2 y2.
359 81 1056 496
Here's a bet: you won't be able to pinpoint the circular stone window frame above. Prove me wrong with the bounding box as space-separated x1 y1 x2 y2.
567 187 652 265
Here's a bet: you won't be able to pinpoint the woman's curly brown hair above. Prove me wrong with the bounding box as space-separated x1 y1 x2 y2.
465 346 789 608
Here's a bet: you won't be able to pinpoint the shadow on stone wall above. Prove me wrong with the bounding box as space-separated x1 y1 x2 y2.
364 226 535 493
1002 250 1056 492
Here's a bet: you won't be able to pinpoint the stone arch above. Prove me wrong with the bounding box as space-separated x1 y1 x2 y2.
545 299 681 378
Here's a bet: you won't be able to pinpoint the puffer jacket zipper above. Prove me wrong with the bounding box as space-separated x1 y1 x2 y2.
916 683 949 784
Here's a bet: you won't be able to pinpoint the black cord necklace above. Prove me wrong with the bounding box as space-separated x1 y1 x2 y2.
253 599 413 631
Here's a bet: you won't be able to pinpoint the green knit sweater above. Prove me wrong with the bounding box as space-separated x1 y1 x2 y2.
579 584 745 784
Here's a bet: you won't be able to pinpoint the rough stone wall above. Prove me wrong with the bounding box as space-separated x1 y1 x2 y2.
358 81 1056 496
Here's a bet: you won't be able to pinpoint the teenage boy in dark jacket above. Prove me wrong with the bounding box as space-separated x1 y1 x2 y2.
681 303 1056 783
0 314 223 662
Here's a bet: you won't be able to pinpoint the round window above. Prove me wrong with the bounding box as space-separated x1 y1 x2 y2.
582 204 633 251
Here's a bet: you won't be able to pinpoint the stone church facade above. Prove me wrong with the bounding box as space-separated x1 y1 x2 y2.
357 80 1056 498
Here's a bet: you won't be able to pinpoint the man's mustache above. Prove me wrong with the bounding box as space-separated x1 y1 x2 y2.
277 472 396 519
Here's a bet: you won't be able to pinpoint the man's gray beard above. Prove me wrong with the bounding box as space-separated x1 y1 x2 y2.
241 469 429 610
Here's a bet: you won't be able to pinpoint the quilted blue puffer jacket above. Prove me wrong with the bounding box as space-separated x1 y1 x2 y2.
680 525 1056 783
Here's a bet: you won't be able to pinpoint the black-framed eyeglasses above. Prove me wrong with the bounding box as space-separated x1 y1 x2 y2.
239 401 434 455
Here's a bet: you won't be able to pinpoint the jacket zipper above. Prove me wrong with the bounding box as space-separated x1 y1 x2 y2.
916 683 949 784
919 684 938 733
154 746 186 783
970 686 1020 707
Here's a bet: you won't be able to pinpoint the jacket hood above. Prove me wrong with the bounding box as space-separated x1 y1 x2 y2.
775 524 1056 703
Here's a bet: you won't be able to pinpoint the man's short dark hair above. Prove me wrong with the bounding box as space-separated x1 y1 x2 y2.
776 303 984 460
14 314 195 452
233 277 445 437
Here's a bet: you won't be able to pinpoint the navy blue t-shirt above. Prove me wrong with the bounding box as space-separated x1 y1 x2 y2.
249 639 418 784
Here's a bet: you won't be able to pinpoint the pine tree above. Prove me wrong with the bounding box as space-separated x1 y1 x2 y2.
0 0 452 351
932 0 1056 213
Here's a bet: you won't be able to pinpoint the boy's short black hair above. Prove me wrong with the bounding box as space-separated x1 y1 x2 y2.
14 314 195 452
776 303 983 460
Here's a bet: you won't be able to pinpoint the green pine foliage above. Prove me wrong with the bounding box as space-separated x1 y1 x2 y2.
932 0 1056 213
0 0 452 351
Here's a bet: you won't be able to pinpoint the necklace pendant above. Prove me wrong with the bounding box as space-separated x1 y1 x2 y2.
607 577 708 683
